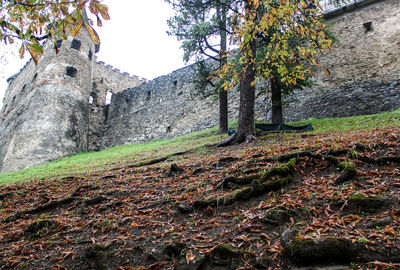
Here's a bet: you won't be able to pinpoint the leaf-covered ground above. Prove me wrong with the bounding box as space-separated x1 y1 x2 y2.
0 126 399 270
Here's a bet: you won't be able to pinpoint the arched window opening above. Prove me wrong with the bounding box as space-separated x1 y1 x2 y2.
88 49 93 60
105 90 113 105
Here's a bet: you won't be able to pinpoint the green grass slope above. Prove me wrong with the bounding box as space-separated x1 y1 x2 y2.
0 108 399 185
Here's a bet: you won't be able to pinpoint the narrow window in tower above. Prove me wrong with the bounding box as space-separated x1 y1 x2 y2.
56 39 62 48
146 91 151 101
71 39 81 50
105 90 113 105
32 73 38 82
21 84 26 96
88 49 93 60
66 66 78 78
90 91 98 105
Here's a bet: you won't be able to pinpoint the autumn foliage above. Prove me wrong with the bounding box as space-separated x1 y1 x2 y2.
0 0 110 64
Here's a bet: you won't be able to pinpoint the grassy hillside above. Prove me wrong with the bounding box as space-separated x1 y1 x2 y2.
0 108 399 185
0 108 399 269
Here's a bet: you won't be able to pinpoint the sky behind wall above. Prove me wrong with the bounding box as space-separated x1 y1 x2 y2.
0 0 186 108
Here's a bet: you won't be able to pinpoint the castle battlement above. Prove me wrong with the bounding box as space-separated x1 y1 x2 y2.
94 57 147 82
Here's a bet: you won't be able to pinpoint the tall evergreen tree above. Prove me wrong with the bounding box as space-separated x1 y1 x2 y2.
166 0 240 133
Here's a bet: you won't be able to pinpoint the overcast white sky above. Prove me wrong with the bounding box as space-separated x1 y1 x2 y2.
0 0 186 108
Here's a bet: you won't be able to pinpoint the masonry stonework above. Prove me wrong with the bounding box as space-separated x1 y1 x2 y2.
0 0 399 173
283 0 400 121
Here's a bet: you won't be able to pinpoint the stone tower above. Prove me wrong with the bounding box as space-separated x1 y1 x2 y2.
0 24 98 173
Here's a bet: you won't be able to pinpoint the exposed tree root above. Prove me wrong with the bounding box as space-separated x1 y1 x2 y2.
193 159 296 209
110 149 195 171
254 150 339 165
193 146 400 211
334 161 357 185
136 199 176 211
218 158 296 189
3 185 93 223
281 228 400 264
0 192 12 200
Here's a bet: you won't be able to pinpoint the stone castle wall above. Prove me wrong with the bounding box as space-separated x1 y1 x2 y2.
283 0 400 121
0 29 96 173
92 59 146 105
1 0 399 173
102 65 268 147
88 60 146 151
103 0 400 147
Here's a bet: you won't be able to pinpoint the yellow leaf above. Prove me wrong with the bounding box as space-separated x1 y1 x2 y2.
84 22 100 45
27 46 39 65
97 4 110 20
19 44 25 59
71 20 83 37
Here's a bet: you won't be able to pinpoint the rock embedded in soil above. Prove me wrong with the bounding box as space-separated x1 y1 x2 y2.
262 207 291 226
82 244 113 270
365 216 393 228
282 236 356 264
334 161 357 185
164 241 187 259
176 203 194 214
346 193 386 213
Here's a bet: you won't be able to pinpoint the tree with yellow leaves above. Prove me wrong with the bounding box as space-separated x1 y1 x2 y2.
219 0 334 145
0 0 110 64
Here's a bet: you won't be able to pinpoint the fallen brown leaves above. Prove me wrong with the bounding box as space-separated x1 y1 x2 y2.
0 127 399 269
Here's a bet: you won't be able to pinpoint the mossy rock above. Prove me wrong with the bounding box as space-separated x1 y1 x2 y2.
337 161 356 175
164 241 187 258
83 244 112 270
365 216 393 228
324 155 339 165
210 244 241 267
284 237 356 264
262 175 292 191
24 219 59 239
347 193 386 213
263 207 290 226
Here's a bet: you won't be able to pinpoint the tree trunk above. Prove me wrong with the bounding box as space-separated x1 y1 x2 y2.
271 79 283 124
218 1 257 146
219 89 228 133
234 57 257 143
218 1 228 134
